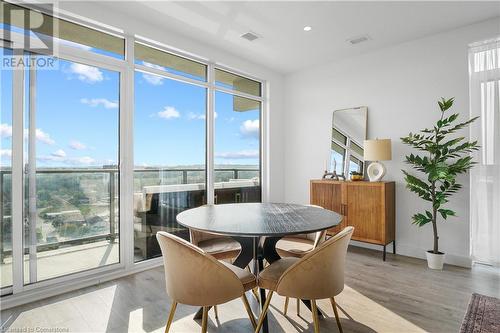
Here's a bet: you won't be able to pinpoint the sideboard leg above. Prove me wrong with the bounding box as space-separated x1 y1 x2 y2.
393 240 396 254
383 245 386 261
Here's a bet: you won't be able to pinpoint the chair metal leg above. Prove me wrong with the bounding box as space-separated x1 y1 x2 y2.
255 291 273 333
296 298 300 316
284 297 289 315
241 294 257 329
252 287 260 303
213 305 219 319
165 301 177 333
311 300 320 333
201 306 208 333
330 297 343 333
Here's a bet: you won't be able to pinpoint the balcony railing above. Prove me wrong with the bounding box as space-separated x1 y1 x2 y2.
0 167 259 261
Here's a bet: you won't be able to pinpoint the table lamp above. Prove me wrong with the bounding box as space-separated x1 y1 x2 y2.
364 139 392 182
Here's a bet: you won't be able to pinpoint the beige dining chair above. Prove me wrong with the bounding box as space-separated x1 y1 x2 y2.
274 204 328 315
190 229 260 305
156 231 257 333
255 226 354 333
190 229 242 261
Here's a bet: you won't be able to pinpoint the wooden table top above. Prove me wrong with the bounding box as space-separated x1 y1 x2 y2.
176 203 343 237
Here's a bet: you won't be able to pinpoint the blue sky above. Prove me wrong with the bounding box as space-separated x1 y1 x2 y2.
1 51 260 168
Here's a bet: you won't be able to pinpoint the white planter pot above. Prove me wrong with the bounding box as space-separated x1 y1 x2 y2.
426 251 445 270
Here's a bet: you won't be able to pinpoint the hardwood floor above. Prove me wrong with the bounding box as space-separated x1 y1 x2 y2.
1 246 499 333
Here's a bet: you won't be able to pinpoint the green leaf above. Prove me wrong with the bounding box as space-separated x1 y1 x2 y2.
412 213 432 227
402 170 432 201
438 208 456 220
438 97 454 112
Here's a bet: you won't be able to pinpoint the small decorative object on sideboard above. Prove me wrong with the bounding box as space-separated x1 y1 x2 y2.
322 158 345 180
401 97 479 270
350 171 363 181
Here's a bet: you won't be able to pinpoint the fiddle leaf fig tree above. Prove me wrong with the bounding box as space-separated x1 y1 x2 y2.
401 98 479 254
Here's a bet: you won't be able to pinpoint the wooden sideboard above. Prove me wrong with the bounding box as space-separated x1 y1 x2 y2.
310 179 396 260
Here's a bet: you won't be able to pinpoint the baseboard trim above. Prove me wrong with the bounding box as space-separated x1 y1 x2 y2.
350 240 472 268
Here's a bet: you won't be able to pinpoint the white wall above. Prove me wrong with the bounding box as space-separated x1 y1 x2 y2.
57 1 286 203
283 18 500 267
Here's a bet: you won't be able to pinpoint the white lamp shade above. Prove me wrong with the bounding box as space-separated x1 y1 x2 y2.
364 139 392 161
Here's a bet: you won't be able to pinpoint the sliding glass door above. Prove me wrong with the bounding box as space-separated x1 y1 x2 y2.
1 47 14 291
22 55 121 283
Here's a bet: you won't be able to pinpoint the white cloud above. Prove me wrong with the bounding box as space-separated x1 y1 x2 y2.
35 129 55 145
0 124 12 138
69 141 87 150
187 112 217 120
2 124 54 145
51 149 66 158
80 98 118 109
0 149 12 158
142 62 165 85
240 119 259 139
188 112 205 120
215 150 259 159
158 106 180 120
69 63 103 83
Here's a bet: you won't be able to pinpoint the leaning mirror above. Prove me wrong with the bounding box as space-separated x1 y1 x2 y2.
330 107 368 179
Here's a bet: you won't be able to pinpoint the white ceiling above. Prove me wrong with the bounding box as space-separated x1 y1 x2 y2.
104 1 500 74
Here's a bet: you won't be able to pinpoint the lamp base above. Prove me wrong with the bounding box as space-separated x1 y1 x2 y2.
367 161 386 182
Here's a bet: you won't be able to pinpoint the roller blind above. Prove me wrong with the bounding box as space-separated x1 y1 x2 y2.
0 2 124 57
233 95 260 112
135 42 207 81
215 69 261 97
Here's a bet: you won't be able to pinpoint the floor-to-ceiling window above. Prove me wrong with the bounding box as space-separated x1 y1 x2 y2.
214 69 262 204
1 2 265 300
133 43 207 261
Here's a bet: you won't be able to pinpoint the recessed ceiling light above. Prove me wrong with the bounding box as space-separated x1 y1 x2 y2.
303 26 312 32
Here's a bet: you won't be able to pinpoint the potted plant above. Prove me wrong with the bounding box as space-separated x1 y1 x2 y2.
401 98 479 270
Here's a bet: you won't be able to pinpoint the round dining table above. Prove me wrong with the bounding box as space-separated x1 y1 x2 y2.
176 202 343 333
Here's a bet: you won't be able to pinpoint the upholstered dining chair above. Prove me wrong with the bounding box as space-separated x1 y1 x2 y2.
156 231 257 333
190 229 259 304
254 226 354 333
275 204 327 315
190 229 242 261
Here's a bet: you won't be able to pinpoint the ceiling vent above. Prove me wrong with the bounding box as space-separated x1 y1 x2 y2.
347 35 371 45
241 32 260 42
